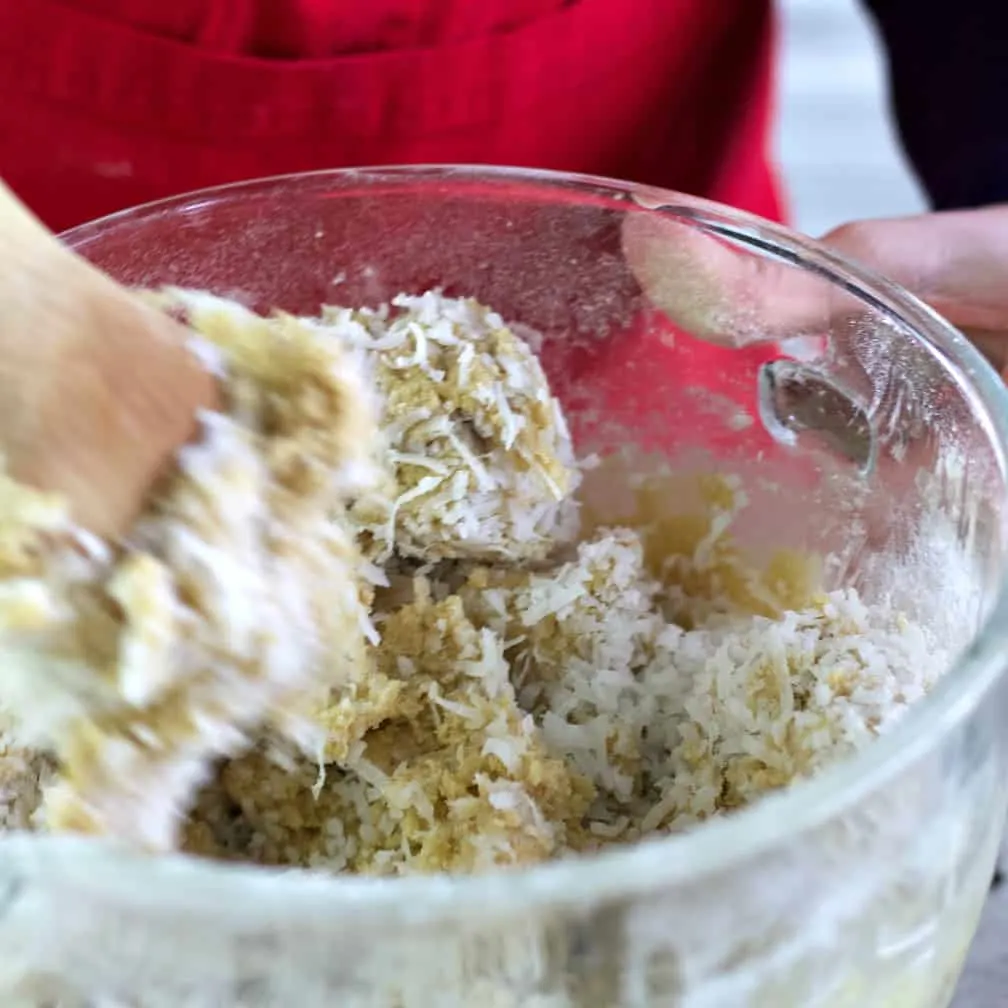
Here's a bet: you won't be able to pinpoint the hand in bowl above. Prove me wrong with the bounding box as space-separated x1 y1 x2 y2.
623 202 1008 378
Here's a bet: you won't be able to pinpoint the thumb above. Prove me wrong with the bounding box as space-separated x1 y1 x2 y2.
622 204 1008 372
621 209 835 347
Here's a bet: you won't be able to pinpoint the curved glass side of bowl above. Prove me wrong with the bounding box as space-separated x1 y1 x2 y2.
0 166 1002 1007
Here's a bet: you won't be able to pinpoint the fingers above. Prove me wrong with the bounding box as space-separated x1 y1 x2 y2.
822 206 1008 334
622 203 1008 368
823 210 1008 380
621 203 1008 567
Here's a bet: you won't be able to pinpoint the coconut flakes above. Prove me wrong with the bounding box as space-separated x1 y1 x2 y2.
0 289 950 882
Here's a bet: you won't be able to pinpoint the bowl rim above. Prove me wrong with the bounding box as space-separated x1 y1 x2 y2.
53 163 1008 920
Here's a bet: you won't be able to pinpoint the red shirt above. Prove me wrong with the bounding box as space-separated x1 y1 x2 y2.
0 0 783 234
0 0 787 465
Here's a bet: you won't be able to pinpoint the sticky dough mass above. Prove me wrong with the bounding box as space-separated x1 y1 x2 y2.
0 289 946 875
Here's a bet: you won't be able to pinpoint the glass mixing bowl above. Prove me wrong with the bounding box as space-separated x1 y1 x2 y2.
1 166 1007 1007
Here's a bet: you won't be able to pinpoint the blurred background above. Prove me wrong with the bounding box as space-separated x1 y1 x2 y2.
775 4 1003 1001
775 0 924 234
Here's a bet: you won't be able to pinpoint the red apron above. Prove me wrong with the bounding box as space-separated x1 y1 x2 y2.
0 0 788 460
0 0 783 233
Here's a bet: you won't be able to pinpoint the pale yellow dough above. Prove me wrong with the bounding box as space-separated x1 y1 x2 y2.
0 289 944 882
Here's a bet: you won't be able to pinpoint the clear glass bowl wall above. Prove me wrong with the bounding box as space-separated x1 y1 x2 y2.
2 166 1007 1007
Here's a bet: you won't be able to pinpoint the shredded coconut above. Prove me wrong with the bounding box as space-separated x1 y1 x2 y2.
0 301 380 849
0 290 949 880
318 291 581 564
